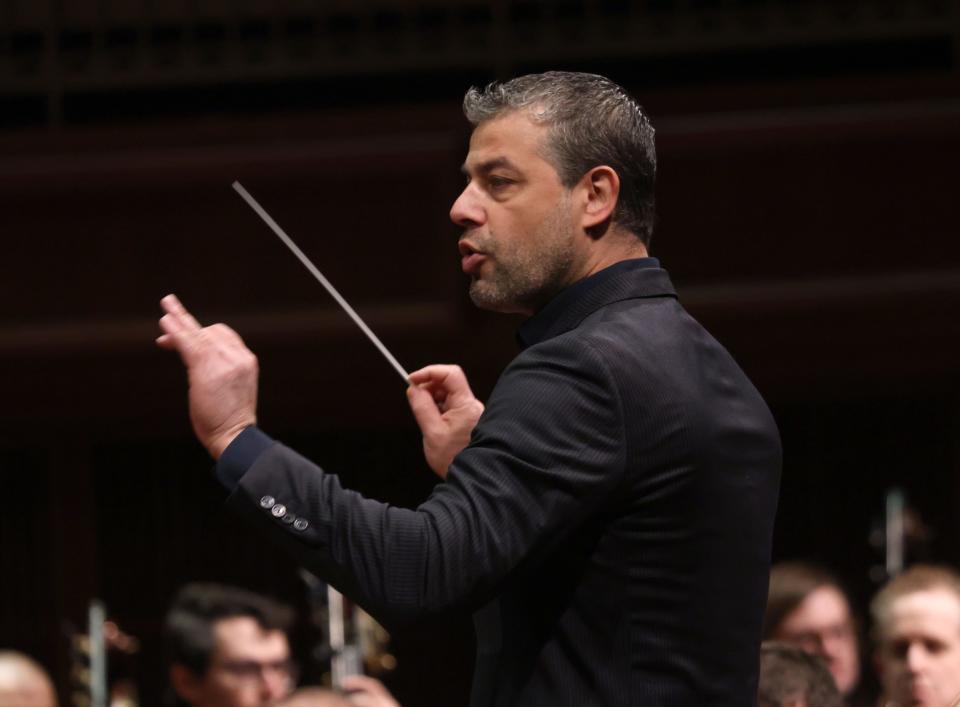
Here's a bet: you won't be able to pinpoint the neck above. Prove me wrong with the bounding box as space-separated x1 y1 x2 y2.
578 228 650 280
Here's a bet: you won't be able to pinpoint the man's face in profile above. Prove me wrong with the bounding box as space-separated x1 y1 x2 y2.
876 587 960 707
451 110 581 315
172 616 294 707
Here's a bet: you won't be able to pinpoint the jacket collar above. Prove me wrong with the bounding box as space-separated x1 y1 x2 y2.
517 258 676 349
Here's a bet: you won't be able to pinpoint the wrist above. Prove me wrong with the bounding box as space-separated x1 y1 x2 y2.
208 421 255 460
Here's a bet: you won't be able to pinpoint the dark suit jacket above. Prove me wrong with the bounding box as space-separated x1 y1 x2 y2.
220 259 782 706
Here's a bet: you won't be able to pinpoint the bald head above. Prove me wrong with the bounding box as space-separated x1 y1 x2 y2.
0 652 57 707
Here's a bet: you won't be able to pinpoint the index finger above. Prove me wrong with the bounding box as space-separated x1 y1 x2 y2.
160 293 203 332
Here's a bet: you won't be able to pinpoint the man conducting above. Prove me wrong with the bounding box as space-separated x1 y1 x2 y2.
158 72 782 705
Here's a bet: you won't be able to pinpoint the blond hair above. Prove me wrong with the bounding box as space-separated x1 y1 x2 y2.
871 564 960 640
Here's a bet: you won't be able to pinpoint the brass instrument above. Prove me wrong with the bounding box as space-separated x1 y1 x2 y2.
68 600 139 707
300 570 396 689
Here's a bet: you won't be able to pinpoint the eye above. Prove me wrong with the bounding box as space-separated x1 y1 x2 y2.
487 175 514 190
890 640 910 659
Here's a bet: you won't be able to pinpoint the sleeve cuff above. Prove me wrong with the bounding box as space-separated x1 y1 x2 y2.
215 426 276 492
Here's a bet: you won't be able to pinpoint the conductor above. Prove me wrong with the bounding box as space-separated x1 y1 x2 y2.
158 71 781 706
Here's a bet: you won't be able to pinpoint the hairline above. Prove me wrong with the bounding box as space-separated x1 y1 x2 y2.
462 72 657 244
165 583 294 678
468 107 579 188
764 562 852 640
872 567 960 642
875 583 960 634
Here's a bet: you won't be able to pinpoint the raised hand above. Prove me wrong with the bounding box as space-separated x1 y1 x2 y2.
406 364 484 479
156 294 258 459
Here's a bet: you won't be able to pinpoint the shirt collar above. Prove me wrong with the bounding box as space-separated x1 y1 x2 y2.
517 257 676 349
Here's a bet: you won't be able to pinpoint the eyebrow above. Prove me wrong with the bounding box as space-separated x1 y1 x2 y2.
460 157 518 176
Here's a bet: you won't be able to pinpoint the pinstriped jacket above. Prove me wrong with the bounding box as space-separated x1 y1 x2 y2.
219 258 782 706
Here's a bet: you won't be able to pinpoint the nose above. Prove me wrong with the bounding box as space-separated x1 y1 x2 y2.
450 183 484 228
261 671 290 700
795 633 825 657
819 633 842 661
258 665 292 700
906 642 927 673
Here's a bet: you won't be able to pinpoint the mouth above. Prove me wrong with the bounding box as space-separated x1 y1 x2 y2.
461 253 487 275
459 240 488 275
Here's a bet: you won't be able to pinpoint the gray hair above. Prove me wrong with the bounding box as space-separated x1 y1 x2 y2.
463 71 657 244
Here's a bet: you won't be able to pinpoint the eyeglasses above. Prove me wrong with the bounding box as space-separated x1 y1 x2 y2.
782 622 856 653
213 659 298 684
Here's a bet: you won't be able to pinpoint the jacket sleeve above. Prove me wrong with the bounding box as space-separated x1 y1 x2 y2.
224 337 626 623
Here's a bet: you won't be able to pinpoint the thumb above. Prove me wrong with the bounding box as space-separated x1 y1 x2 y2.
406 384 442 432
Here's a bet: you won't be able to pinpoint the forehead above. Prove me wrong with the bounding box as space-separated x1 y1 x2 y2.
885 588 960 642
212 616 289 661
782 585 851 629
464 111 554 173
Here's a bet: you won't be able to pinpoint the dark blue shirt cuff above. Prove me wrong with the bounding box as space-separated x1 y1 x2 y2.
215 426 275 492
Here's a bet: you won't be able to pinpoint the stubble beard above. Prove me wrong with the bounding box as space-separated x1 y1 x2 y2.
468 205 577 314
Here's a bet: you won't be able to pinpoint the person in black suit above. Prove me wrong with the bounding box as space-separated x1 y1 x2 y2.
158 71 782 706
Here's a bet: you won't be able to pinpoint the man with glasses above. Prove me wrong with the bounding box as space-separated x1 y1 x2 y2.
763 562 863 701
165 583 296 707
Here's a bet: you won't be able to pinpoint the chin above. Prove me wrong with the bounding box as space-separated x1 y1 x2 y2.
899 687 933 707
470 285 541 316
469 285 510 313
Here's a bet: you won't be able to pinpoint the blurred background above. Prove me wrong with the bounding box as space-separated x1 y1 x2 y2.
1 0 958 705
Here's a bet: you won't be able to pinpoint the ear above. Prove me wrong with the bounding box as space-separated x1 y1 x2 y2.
170 664 203 703
576 165 620 233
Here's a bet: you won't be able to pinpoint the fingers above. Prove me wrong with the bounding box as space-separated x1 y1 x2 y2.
157 296 254 372
160 294 203 331
408 364 474 399
157 294 205 362
408 364 461 385
406 384 442 434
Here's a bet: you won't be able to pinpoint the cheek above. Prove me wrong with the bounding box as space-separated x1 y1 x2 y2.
207 678 249 704
936 651 960 675
884 656 907 676
841 638 860 660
